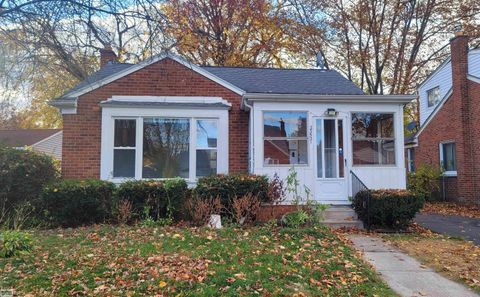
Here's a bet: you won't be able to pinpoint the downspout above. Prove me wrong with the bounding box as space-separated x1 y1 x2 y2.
243 98 255 174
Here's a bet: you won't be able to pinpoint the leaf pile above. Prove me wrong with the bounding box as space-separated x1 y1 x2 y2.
422 202 480 219
0 225 395 296
385 233 480 293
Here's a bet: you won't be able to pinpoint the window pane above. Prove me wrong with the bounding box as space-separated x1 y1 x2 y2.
196 150 217 177
143 118 189 178
324 119 337 178
316 119 323 178
114 119 136 147
428 87 440 107
197 120 217 148
113 149 135 177
352 113 394 139
264 139 308 165
338 120 344 177
442 143 456 171
353 140 395 165
264 111 307 138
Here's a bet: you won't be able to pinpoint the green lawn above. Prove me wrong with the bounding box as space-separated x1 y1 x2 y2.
1 225 395 296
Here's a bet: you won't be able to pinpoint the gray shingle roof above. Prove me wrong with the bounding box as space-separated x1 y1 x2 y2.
58 58 364 100
61 62 134 99
201 66 364 95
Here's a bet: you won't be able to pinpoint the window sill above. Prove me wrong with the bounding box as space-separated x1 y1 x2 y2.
443 171 457 177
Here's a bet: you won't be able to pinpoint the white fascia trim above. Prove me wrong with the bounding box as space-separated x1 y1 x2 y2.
64 52 245 98
415 88 453 138
31 130 63 148
243 93 415 105
106 95 232 106
468 74 480 84
48 99 77 114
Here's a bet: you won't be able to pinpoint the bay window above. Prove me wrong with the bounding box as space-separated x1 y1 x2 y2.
108 115 225 181
263 111 308 165
352 113 395 165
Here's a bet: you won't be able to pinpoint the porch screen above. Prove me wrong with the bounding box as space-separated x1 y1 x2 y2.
352 113 395 165
263 111 308 165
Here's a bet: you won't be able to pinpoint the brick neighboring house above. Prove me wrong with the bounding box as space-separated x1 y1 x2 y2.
50 48 414 205
405 32 480 205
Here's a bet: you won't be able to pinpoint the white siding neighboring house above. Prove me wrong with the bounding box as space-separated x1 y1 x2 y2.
0 129 62 161
418 49 480 126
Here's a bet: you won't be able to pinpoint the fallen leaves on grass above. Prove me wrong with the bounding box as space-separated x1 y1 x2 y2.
388 235 480 292
423 202 480 218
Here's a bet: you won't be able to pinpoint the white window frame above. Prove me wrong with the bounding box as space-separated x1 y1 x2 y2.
439 141 457 176
427 86 440 108
406 148 415 173
101 106 229 183
262 110 309 167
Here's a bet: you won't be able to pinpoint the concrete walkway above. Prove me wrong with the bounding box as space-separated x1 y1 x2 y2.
415 213 480 245
348 235 479 297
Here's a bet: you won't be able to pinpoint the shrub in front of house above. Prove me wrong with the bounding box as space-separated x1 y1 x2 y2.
114 178 188 222
0 147 58 228
40 179 116 227
353 189 424 229
407 164 443 202
0 230 32 258
194 174 269 204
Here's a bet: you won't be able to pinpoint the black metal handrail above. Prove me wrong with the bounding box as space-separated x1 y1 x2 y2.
350 170 371 229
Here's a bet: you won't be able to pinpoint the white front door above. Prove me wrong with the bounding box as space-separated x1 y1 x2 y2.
313 117 349 204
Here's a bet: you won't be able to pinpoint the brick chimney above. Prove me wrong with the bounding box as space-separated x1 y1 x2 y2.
450 31 476 202
99 45 117 67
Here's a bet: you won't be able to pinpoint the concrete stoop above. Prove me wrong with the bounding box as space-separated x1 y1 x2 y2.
321 206 364 229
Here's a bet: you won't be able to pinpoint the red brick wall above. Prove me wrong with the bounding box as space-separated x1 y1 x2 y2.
62 58 248 178
414 35 480 204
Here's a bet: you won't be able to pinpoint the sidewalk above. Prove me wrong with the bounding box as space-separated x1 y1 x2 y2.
348 235 479 297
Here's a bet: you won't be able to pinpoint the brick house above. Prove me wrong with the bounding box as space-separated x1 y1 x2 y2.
51 49 413 204
405 32 480 204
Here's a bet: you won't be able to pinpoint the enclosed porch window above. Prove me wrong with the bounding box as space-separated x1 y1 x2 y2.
352 113 395 165
263 111 308 165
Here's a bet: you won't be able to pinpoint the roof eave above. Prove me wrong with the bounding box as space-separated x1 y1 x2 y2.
243 93 416 104
48 98 78 114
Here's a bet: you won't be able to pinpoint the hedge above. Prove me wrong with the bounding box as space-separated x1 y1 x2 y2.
0 147 58 228
115 178 188 221
40 179 116 227
352 189 424 229
194 174 269 202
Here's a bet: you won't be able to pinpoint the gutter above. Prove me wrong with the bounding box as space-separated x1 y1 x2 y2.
243 93 416 104
242 99 255 174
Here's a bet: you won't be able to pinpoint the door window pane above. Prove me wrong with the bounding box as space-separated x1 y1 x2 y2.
143 118 190 178
338 120 344 177
114 119 136 147
113 149 135 177
324 119 337 178
316 119 323 178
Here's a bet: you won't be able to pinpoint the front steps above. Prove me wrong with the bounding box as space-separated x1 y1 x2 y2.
321 206 363 229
